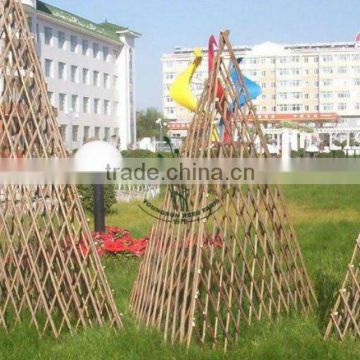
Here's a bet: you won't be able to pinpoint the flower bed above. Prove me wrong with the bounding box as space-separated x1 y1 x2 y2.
93 226 149 257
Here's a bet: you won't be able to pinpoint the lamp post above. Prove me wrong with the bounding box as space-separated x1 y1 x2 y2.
75 141 122 233
155 118 168 150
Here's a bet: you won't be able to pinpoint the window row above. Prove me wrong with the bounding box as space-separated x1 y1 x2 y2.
321 103 359 111
259 105 320 113
60 125 119 143
321 54 360 62
43 26 119 62
48 92 119 116
44 59 118 88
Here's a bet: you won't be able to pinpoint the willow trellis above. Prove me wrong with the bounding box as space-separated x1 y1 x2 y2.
325 233 360 340
130 31 316 351
0 0 122 337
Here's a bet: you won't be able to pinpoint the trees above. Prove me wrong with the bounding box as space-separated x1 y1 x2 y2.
136 108 167 140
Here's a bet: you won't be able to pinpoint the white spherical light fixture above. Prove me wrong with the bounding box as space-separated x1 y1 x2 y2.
74 140 122 173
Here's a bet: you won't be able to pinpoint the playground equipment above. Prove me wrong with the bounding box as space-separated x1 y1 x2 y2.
130 31 316 351
325 232 360 339
0 0 122 336
169 48 203 112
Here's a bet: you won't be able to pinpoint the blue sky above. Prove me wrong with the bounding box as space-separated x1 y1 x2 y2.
48 0 360 111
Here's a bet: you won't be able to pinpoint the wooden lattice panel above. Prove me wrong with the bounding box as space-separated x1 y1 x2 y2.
325 234 360 339
0 0 122 336
130 31 316 351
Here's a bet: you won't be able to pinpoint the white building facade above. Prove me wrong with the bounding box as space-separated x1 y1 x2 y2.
162 38 360 136
22 0 139 151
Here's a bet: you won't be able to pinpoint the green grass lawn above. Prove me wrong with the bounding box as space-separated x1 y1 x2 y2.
2 185 360 359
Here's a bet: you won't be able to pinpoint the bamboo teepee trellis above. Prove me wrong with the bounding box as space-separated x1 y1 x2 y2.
325 233 360 339
0 0 122 336
130 31 316 351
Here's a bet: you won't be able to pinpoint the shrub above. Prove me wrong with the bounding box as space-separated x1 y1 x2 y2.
77 184 116 214
290 149 305 158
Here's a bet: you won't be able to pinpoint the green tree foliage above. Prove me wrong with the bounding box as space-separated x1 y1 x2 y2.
77 185 117 214
136 108 167 140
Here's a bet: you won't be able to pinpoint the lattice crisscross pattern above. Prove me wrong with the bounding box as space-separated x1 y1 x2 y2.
130 31 316 351
325 234 360 339
0 0 122 336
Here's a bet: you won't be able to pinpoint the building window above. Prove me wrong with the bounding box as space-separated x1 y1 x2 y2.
338 66 347 74
44 26 52 45
104 100 110 115
103 47 109 61
83 126 90 141
113 50 119 63
27 16 32 33
45 59 53 78
322 103 333 111
60 125 66 141
322 67 333 74
305 105 309 111
165 72 175 80
321 91 333 99
322 55 332 62
104 127 110 141
278 56 289 64
278 92 288 100
103 73 110 88
72 125 79 142
93 71 100 87
47 91 54 106
93 43 99 59
70 35 77 52
95 127 100 140
71 65 78 83
338 91 350 99
59 93 66 112
83 97 90 113
94 98 100 114
338 103 347 111
352 66 360 74
71 95 79 112
291 68 301 75
355 103 360 111
58 31 66 49
113 75 118 89
83 68 89 85
322 79 332 86
113 101 119 115
58 62 66 80
82 39 89 55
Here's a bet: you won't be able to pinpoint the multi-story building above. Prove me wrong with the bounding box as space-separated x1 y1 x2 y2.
22 0 140 151
162 37 360 138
